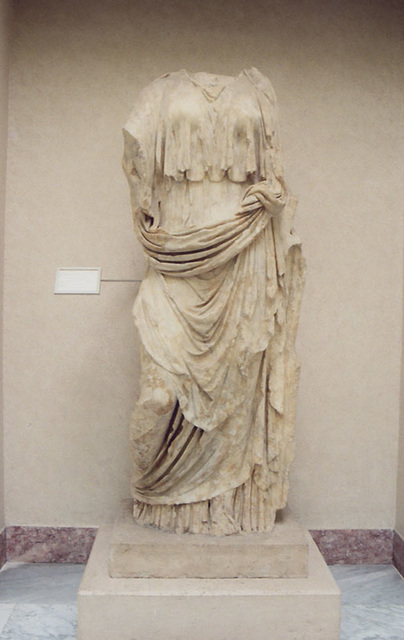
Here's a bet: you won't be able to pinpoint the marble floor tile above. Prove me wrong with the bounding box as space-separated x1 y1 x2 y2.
330 564 404 606
0 604 77 639
0 605 15 634
340 604 404 640
0 563 85 605
0 561 402 639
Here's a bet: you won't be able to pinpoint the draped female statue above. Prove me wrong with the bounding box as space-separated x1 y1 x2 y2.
122 68 305 536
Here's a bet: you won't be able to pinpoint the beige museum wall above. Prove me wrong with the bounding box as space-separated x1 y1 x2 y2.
397 280 404 538
0 0 11 531
3 0 404 528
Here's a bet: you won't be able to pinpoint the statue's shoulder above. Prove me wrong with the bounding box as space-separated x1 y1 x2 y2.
125 73 178 130
141 70 184 92
244 67 276 106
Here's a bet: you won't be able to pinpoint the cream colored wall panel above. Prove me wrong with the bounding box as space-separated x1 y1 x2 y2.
0 0 11 530
4 281 139 526
396 276 404 538
286 76 404 528
3 0 404 527
398 393 404 537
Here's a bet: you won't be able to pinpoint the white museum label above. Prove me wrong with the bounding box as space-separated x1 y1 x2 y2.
54 268 101 294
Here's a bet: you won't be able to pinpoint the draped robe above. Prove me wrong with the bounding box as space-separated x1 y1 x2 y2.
123 69 305 535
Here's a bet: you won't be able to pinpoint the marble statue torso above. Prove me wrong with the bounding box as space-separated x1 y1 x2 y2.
122 68 305 535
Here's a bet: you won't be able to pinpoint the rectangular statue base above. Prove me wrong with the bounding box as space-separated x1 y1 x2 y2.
109 500 309 578
78 526 341 640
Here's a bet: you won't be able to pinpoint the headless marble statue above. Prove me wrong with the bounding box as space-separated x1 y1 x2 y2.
122 68 305 535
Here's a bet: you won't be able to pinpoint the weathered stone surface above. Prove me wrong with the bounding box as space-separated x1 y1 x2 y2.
108 500 308 578
78 527 340 640
123 69 305 535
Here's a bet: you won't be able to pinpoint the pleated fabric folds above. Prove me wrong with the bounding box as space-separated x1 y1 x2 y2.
123 69 305 534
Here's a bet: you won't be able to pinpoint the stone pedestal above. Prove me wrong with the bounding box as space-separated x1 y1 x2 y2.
109 500 309 578
77 525 341 640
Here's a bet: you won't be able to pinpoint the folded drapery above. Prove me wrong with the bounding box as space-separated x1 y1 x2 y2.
130 181 304 513
133 182 290 434
135 181 287 276
124 69 305 532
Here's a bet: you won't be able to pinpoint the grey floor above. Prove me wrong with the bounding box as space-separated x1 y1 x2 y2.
0 562 403 639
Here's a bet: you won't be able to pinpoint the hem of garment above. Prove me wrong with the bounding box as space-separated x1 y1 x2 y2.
132 476 277 536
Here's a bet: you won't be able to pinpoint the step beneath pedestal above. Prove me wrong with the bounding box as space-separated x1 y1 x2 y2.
109 500 309 578
78 526 341 640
